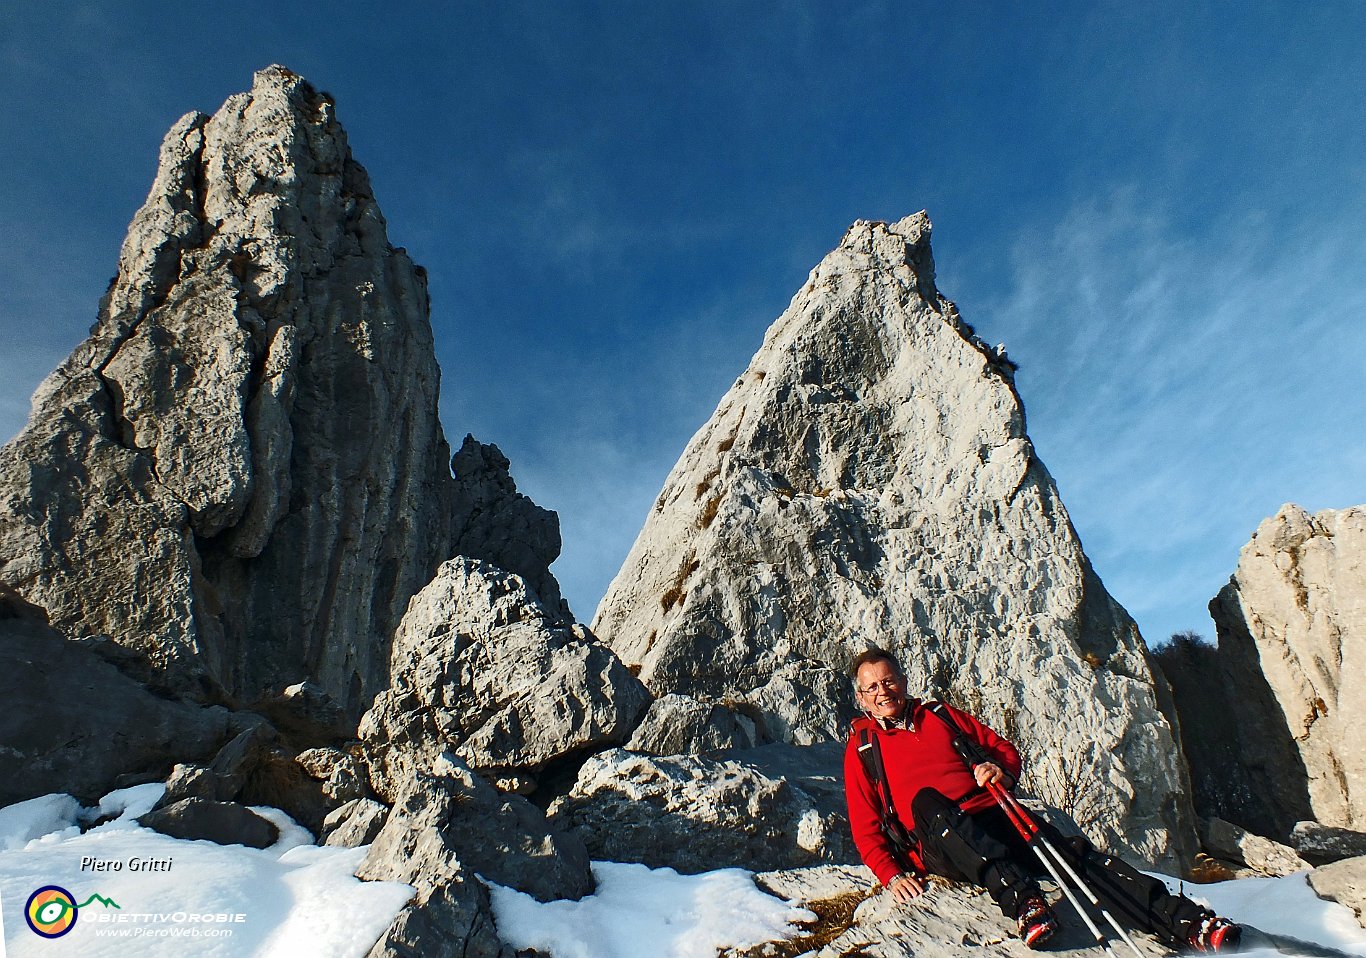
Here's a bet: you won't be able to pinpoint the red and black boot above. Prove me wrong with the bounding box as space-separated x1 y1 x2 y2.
1186 914 1242 953
1016 893 1058 949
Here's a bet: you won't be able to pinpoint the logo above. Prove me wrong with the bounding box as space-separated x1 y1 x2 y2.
24 886 120 939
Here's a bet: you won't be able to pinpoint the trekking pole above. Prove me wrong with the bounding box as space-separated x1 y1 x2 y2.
983 778 1118 958
986 781 1146 958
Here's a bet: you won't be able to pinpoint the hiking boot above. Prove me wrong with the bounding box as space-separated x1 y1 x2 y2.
1016 893 1057 949
1186 914 1241 953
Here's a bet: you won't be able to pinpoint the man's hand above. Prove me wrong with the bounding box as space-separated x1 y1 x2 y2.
974 762 1014 789
887 873 925 902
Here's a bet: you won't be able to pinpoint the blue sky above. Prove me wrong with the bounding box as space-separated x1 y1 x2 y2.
3 3 1363 646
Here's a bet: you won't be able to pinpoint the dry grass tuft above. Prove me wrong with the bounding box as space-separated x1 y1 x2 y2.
698 494 722 529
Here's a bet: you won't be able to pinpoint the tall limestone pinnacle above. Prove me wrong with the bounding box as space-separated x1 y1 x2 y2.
593 213 1196 868
0 66 566 723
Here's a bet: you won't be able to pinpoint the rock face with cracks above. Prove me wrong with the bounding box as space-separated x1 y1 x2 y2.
359 557 650 800
0 66 567 726
593 213 1194 869
1199 504 1366 836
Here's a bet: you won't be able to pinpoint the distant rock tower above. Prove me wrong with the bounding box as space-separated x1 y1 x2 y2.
1195 503 1366 836
593 214 1196 868
0 67 566 723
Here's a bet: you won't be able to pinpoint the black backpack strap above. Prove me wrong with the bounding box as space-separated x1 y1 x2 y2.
925 700 992 769
855 725 920 874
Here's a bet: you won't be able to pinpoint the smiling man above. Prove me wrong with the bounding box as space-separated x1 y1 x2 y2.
842 646 1241 953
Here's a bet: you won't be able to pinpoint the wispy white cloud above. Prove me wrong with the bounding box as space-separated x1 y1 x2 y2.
965 189 1366 643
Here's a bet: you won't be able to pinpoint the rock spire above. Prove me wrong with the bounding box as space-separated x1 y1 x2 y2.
0 66 565 723
1192 503 1365 836
593 213 1195 868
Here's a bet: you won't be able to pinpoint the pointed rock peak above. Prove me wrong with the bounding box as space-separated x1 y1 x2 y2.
0 69 460 724
594 213 1195 870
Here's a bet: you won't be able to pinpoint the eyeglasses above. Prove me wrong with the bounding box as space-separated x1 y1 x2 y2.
858 678 903 695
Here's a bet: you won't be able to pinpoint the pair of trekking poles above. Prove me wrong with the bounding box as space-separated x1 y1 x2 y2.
942 718 1147 958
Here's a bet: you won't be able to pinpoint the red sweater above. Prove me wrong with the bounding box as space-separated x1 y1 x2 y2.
843 699 1022 885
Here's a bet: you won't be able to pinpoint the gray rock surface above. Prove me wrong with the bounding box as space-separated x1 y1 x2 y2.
296 745 369 805
1292 821 1366 866
322 797 389 848
725 865 1171 958
0 66 569 727
355 786 511 958
139 798 279 848
152 721 336 834
1200 817 1310 876
1308 856 1366 929
549 746 856 873
1203 504 1366 835
449 435 570 620
374 763 592 901
356 761 592 958
359 557 649 800
626 693 757 754
592 213 1194 870
0 584 233 806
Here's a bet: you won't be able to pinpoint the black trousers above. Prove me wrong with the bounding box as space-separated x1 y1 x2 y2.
910 788 1207 948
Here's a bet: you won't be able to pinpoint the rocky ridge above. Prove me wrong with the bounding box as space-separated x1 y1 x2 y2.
592 213 1195 870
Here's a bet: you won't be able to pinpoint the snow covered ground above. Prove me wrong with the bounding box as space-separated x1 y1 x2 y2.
0 787 411 957
2 786 1364 958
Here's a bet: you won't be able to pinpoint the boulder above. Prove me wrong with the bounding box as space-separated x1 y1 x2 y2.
139 798 279 848
1291 821 1366 867
1199 504 1366 836
359 557 649 800
322 798 389 848
355 797 511 958
1199 817 1309 876
296 745 370 805
0 67 571 727
592 213 1195 870
356 760 593 958
549 746 856 873
152 721 335 834
1308 856 1366 929
0 595 233 806
625 693 757 754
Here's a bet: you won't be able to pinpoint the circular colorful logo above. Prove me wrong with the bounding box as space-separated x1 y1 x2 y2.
25 885 79 939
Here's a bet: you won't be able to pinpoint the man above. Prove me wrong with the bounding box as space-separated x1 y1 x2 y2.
843 646 1241 952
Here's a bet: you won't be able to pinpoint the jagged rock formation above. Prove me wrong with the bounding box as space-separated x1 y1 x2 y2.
359 557 649 799
592 213 1194 869
0 582 235 806
450 434 570 619
0 67 567 725
1148 633 1264 836
1200 817 1310 877
1193 503 1366 836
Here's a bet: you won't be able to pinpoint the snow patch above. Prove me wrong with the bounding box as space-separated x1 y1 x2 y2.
486 861 816 958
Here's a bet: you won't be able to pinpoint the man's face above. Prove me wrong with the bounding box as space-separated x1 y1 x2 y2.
856 659 907 721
